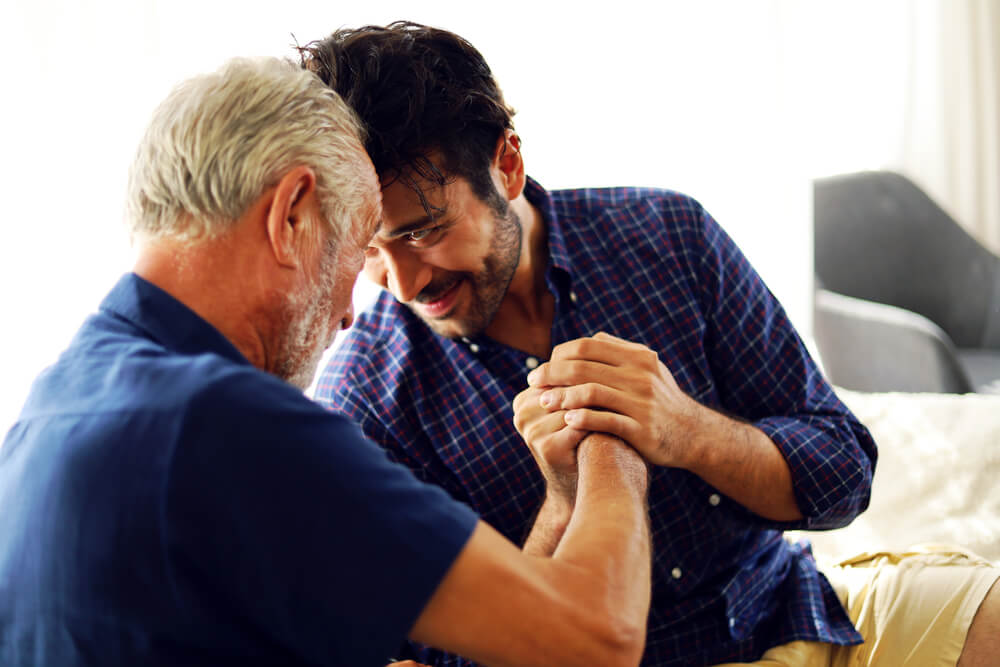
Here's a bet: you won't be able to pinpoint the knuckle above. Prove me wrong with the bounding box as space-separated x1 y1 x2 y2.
513 388 535 410
523 422 542 442
582 382 602 403
554 432 578 453
565 361 586 382
575 338 594 356
535 435 558 460
530 364 548 383
550 340 574 360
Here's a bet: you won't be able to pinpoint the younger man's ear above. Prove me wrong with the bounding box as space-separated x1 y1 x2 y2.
265 165 317 269
493 129 526 201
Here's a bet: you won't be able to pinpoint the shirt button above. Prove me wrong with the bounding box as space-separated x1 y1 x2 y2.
461 336 471 344
671 567 682 579
525 356 539 370
569 290 579 304
709 493 721 506
469 343 480 354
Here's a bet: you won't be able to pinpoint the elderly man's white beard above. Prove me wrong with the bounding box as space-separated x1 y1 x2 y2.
280 292 332 390
276 246 341 390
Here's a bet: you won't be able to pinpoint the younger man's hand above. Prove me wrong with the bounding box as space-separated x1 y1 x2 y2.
527 332 703 469
513 385 589 507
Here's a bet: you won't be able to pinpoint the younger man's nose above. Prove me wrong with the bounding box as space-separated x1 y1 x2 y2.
381 250 432 304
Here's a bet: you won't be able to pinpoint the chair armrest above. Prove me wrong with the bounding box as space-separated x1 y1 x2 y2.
813 289 974 393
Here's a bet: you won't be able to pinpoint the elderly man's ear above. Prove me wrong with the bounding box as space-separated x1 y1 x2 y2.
264 166 320 269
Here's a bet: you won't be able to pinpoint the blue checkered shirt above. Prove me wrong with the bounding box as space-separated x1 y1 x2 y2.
314 178 877 666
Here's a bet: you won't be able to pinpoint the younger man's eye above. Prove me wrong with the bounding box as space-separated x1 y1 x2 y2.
407 228 433 241
406 226 443 244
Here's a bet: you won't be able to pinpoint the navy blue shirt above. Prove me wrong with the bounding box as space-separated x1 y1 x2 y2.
0 273 477 666
316 179 877 666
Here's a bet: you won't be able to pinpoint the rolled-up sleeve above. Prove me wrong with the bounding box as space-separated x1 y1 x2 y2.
692 203 877 530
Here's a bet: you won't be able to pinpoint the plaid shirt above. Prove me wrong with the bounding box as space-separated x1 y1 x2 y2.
315 178 877 666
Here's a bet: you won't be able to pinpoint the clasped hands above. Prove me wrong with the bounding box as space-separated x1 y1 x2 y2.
513 332 701 503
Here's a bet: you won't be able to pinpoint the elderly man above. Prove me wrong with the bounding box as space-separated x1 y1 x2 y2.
306 22 1000 667
0 57 653 667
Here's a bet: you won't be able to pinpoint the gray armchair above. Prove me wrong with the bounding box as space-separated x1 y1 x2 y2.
813 170 1000 393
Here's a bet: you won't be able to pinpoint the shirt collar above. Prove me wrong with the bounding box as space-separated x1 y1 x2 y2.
523 176 573 287
101 273 250 366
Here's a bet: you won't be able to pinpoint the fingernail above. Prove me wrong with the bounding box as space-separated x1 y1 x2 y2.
565 410 579 424
527 370 539 385
540 392 552 407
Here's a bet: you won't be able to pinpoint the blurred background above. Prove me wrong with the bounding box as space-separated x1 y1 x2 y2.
2 0 998 434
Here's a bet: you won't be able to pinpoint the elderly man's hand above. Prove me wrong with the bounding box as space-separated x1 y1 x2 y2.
513 385 589 508
527 332 703 469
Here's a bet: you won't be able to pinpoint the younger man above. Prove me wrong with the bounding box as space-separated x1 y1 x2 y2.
307 22 1000 666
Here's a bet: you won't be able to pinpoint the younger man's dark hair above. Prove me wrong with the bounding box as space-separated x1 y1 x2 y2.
300 21 516 213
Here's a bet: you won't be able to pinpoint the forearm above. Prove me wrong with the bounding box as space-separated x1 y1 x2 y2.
526 431 650 582
409 433 651 667
682 406 804 522
523 494 572 556
552 433 651 652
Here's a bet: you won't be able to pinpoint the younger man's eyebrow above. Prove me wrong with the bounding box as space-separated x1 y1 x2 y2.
382 216 434 239
379 209 449 240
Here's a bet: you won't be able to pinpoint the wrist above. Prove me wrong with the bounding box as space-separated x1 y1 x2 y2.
678 404 750 479
660 397 711 470
579 434 649 496
543 488 575 517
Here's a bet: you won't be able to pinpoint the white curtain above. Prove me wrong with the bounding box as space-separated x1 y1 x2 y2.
901 0 1000 254
803 0 1000 255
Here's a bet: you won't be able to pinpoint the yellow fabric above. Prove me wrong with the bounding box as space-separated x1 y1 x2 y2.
713 546 999 667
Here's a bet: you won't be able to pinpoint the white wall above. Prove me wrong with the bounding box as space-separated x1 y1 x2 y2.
0 0 855 436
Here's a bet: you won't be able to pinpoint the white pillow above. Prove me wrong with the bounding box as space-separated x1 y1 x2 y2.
793 388 1000 565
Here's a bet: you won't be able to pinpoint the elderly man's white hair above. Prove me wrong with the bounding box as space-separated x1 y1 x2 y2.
127 57 368 243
